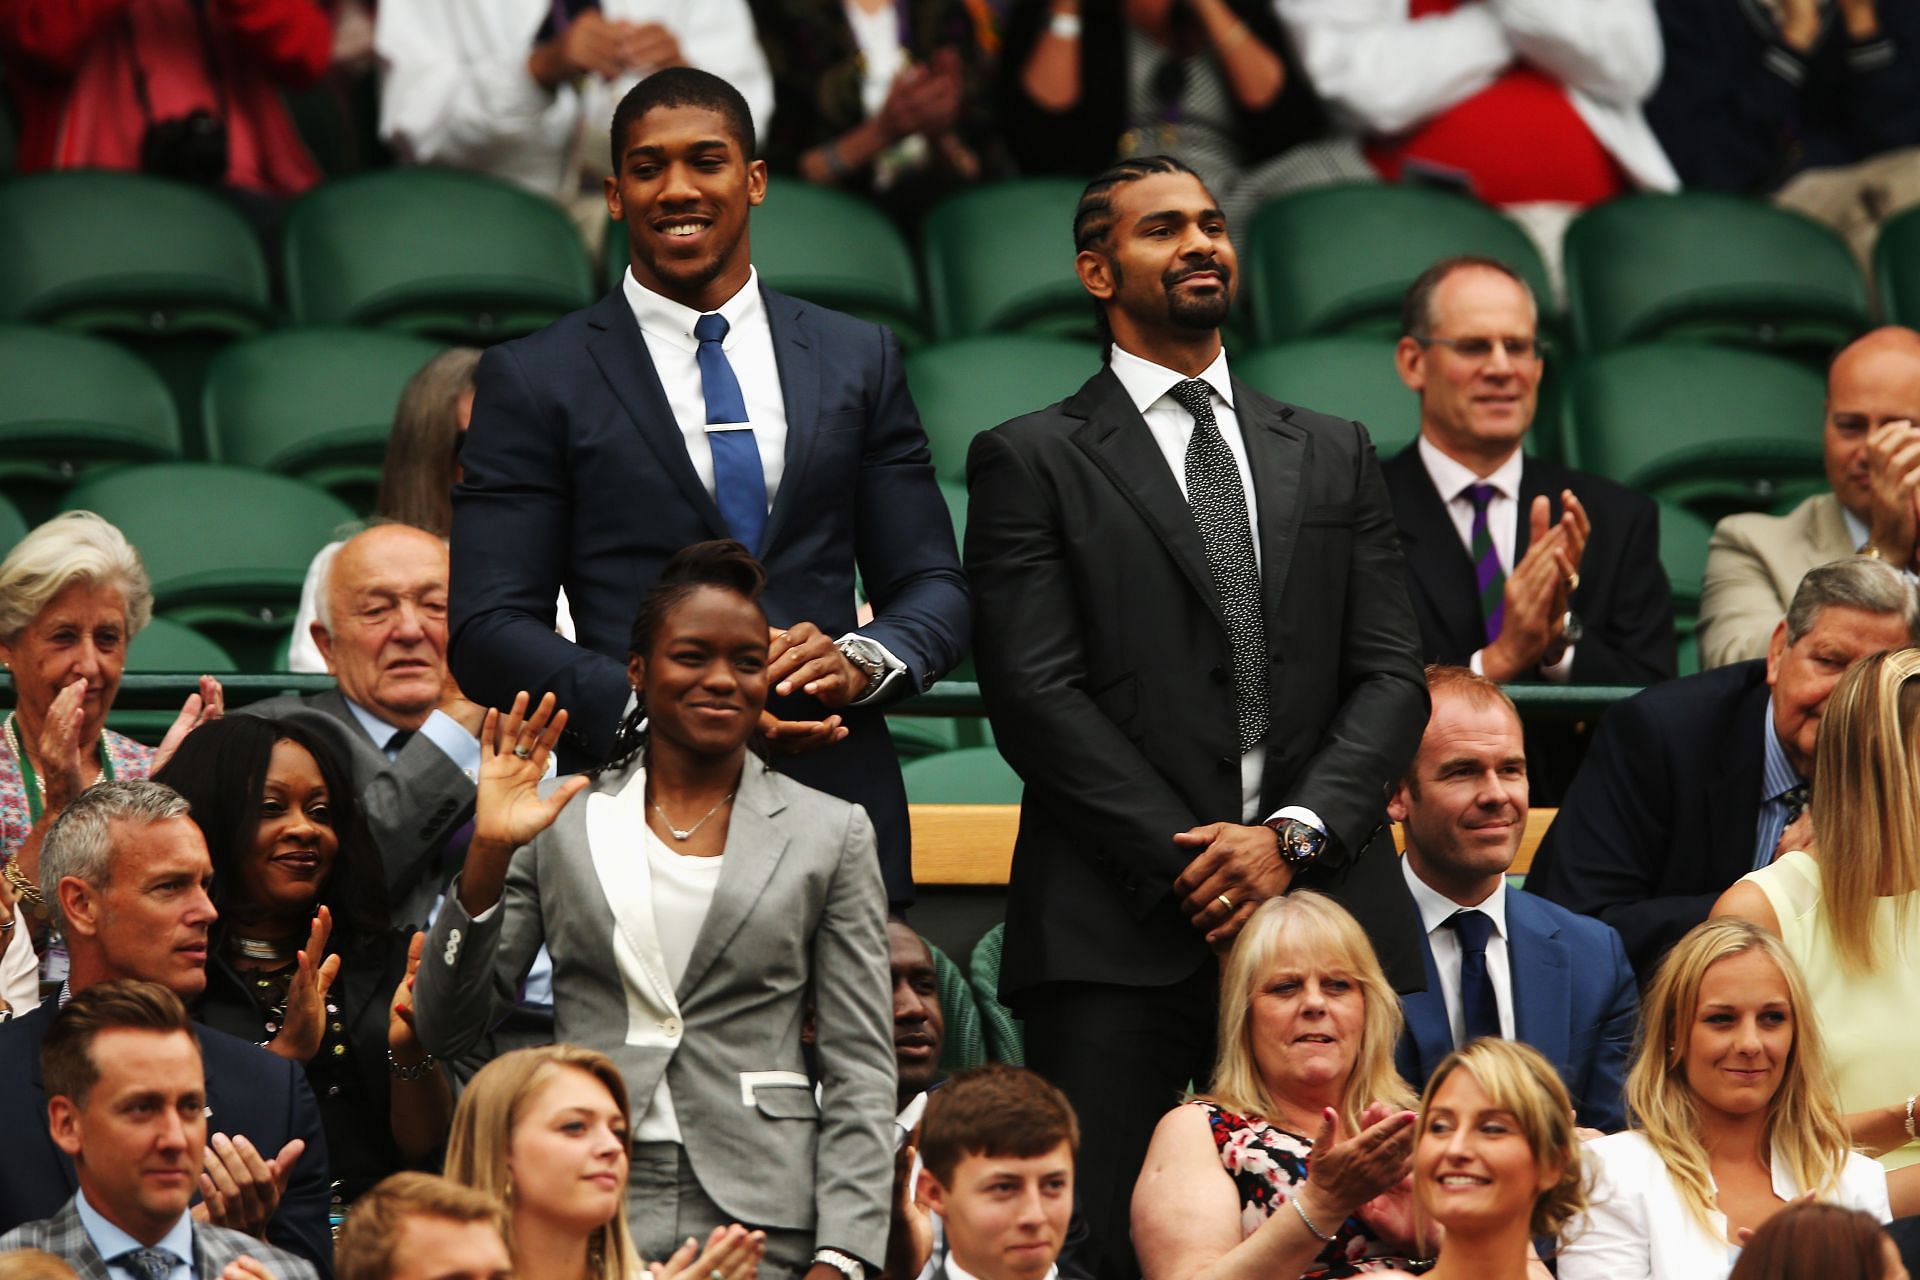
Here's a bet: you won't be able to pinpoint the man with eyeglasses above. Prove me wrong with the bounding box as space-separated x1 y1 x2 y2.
1381 256 1675 798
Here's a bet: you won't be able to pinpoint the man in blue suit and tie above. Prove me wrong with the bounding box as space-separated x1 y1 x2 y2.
447 68 970 905
1387 665 1636 1130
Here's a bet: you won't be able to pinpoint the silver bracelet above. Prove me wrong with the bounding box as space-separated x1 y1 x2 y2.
1291 1194 1336 1243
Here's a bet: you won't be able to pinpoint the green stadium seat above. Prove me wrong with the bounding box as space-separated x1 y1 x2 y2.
1560 345 1828 522
968 922 1024 1065
906 337 1102 481
0 172 275 448
1873 203 1920 329
927 937 988 1072
284 170 595 342
203 328 447 508
922 180 1092 341
0 492 27 557
1236 338 1422 455
611 183 924 342
888 715 959 761
1564 193 1868 359
1242 184 1552 346
61 464 356 666
0 326 184 523
127 617 238 673
1658 499 1715 678
901 745 1022 804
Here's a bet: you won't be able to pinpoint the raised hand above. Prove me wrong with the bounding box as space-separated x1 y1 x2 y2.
36 678 91 808
474 692 589 850
267 908 342 1063
1298 1105 1417 1225
153 674 225 772
194 1134 305 1237
649 1224 764 1280
388 930 427 1055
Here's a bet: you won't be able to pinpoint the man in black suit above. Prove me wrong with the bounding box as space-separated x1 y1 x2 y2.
1527 557 1920 979
1381 256 1675 797
447 68 968 905
965 154 1428 1280
0 781 332 1274
246 524 484 932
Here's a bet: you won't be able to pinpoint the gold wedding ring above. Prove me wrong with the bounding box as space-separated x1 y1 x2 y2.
1566 571 1581 592
1217 893 1234 912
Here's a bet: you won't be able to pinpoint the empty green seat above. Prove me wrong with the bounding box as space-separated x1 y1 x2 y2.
61 464 356 646
0 491 27 556
888 715 960 761
1873 203 1920 329
612 183 924 342
927 937 988 1072
901 745 1023 804
1564 193 1868 358
922 180 1092 341
1243 184 1552 346
968 922 1024 1065
1236 338 1422 455
285 170 595 342
906 337 1101 480
203 328 447 506
0 326 183 521
126 617 238 673
1658 499 1715 678
1560 345 1828 520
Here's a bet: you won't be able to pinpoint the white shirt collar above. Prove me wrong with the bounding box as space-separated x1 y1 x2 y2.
1418 434 1524 504
343 696 409 753
1400 853 1509 939
897 1089 931 1134
946 1255 1058 1280
624 265 764 354
1107 343 1235 417
76 1189 195 1271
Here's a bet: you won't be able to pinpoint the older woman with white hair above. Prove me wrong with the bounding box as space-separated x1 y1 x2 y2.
0 511 221 1007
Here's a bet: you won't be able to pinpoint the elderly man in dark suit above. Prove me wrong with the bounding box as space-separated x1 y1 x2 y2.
0 980 317 1280
0 782 331 1275
1527 557 1920 979
446 67 968 906
965 154 1429 1280
1380 255 1676 799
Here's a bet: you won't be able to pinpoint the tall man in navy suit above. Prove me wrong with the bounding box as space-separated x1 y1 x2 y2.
447 68 969 904
1389 666 1636 1129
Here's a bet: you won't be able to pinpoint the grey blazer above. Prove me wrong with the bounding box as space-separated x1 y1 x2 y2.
413 753 895 1264
243 689 477 930
0 1196 319 1280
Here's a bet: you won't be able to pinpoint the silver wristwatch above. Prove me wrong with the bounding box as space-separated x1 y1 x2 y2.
813 1249 867 1280
835 635 889 694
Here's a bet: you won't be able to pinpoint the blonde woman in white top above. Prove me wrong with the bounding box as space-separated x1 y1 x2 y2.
1557 919 1888 1280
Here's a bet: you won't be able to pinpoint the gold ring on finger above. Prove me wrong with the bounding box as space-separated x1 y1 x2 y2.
1217 893 1233 912
1566 571 1580 592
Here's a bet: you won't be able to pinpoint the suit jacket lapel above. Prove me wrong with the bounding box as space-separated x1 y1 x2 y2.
761 287 818 556
1385 446 1483 656
1235 383 1307 619
1506 894 1571 1072
676 759 791 999
53 1200 113 1280
1399 932 1455 1084
1710 679 1773 879
586 292 731 540
1071 370 1225 629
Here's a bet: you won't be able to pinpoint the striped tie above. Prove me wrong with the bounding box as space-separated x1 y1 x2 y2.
1464 483 1505 645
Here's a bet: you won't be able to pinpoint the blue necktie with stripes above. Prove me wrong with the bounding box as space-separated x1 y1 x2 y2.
693 312 767 554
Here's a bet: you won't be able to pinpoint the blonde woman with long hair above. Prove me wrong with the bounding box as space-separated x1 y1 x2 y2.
1715 648 1920 1186
445 1045 764 1280
1132 892 1429 1279
1558 919 1889 1280
1413 1039 1590 1280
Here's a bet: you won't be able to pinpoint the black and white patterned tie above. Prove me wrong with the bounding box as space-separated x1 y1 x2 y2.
1169 378 1267 754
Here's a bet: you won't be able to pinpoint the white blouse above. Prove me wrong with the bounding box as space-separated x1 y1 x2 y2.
1557 1130 1890 1280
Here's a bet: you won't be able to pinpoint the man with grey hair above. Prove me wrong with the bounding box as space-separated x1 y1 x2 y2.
1529 557 1920 979
0 781 334 1276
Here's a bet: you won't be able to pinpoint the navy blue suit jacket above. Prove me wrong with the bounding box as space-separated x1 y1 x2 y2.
448 286 971 903
0 999 334 1277
1394 886 1637 1132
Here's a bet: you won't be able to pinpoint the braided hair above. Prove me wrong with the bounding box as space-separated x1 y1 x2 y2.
1071 155 1209 355
597 539 770 777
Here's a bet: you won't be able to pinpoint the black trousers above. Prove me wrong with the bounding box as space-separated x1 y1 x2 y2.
1021 963 1220 1280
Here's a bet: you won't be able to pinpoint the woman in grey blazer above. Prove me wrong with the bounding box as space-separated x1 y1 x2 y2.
413 541 896 1280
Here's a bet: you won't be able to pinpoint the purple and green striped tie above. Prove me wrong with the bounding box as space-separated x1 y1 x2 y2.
1465 483 1505 645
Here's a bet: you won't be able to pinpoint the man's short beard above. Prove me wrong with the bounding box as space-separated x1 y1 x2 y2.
1163 262 1233 331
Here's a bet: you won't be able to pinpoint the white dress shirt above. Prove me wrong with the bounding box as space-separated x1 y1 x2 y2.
1106 344 1321 833
1399 856 1515 1043
78 1191 197 1280
1416 436 1576 681
0 914 36 1014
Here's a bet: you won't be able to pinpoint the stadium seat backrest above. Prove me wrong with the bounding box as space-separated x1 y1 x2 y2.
905 336 1103 480
0 492 27 557
1564 193 1868 356
0 171 272 330
922 179 1091 340
203 328 448 494
968 923 1024 1065
1236 338 1421 455
900 745 1023 804
284 170 594 341
1243 184 1552 346
926 937 988 1072
1873 203 1920 330
1656 498 1715 620
126 616 238 673
1561 344 1827 517
0 326 183 482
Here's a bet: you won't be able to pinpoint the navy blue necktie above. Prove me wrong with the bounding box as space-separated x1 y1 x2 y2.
693 313 767 554
1445 909 1502 1044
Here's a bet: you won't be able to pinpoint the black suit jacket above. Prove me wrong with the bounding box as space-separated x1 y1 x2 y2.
965 367 1430 999
0 1000 334 1276
1525 660 1772 981
448 287 971 903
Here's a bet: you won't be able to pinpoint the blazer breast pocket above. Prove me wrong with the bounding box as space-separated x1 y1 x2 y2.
1300 503 1356 528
